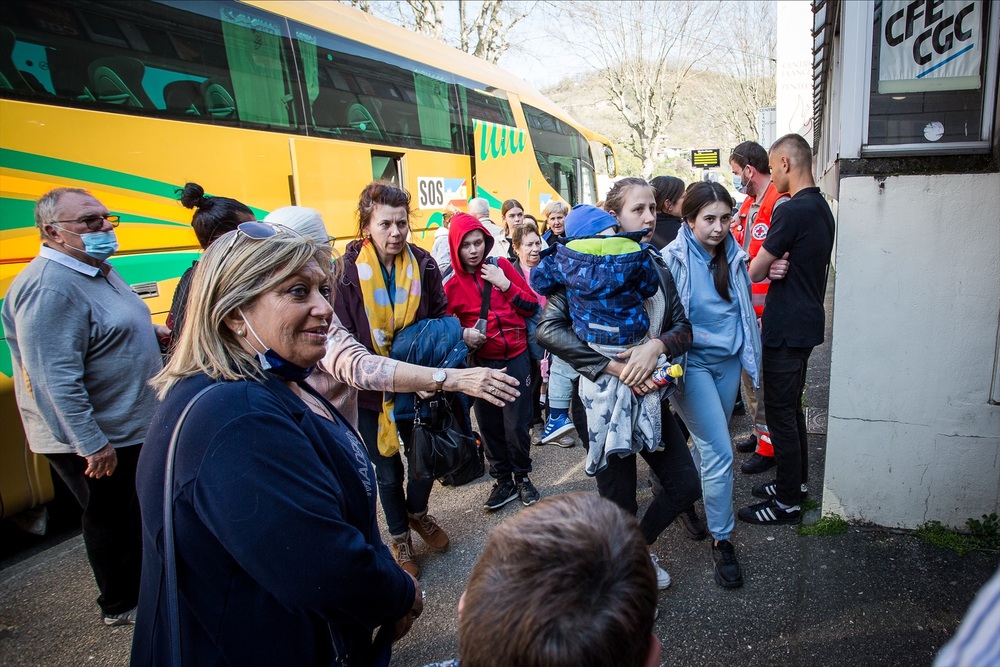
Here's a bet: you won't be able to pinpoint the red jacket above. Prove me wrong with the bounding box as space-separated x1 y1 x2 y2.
444 213 539 360
732 181 788 317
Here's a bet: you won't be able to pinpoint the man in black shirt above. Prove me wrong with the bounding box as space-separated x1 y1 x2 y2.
737 134 835 525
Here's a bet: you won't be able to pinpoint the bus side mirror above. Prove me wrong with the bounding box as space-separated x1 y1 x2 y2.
604 145 616 178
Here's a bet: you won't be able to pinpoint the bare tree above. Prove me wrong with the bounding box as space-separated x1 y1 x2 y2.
712 1 777 144
551 1 717 178
344 1 533 65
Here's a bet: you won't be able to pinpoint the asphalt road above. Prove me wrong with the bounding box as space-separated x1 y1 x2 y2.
2 281 997 666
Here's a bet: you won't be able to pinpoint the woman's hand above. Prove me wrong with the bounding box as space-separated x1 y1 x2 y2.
393 574 423 641
616 338 664 387
463 326 486 351
480 263 511 291
445 367 520 406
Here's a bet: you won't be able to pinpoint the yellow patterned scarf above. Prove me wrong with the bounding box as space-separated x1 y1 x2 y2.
356 241 423 456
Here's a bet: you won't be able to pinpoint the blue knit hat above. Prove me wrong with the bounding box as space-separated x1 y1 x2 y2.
564 204 617 239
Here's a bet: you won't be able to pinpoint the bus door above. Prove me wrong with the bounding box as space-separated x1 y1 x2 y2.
288 138 471 251
470 117 529 218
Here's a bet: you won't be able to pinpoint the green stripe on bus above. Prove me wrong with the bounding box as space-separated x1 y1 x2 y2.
0 197 190 232
111 251 202 285
475 187 503 209
0 338 10 378
0 251 201 378
0 198 38 232
1 148 181 200
0 149 267 220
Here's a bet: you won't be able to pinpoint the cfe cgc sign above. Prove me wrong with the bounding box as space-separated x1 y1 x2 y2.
878 0 983 93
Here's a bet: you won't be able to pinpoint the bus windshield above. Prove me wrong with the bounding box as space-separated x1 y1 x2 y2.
521 102 597 206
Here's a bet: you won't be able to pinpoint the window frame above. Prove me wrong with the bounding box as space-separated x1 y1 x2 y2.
857 0 1000 157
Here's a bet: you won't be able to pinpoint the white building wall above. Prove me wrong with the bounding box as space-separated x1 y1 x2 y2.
776 0 814 143
824 173 1000 529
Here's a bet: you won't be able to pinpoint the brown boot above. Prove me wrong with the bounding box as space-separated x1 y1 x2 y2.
408 511 450 551
391 532 420 579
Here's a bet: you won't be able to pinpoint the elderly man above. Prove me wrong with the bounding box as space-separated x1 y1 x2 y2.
467 197 510 260
2 188 162 625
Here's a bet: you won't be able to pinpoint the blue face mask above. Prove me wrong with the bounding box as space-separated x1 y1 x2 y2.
238 308 315 382
56 228 120 262
732 173 746 195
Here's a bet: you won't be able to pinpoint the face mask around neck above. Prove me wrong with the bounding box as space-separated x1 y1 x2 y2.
237 307 315 382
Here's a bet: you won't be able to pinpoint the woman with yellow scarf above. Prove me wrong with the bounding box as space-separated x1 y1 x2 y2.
333 182 483 579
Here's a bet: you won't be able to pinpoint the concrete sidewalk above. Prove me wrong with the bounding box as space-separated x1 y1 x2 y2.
1 284 997 667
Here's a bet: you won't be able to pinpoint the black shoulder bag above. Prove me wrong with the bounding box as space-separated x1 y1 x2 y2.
408 392 480 482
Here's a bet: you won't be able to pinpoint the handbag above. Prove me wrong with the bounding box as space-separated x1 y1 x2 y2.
438 429 485 486
407 392 479 481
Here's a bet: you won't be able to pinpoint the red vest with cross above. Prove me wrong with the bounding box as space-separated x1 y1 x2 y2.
732 181 788 318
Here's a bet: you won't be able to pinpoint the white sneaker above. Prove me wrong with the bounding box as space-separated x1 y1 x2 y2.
650 553 671 590
102 607 137 626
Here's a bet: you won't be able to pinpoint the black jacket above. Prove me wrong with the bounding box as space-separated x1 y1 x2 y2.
536 247 691 381
651 213 683 251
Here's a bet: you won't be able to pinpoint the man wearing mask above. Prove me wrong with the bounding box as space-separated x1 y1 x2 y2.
729 141 789 476
2 188 162 626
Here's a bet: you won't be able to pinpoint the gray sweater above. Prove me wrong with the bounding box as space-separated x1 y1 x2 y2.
2 246 162 456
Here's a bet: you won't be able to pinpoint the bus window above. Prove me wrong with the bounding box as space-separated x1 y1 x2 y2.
289 22 464 154
0 0 299 129
372 152 402 185
521 102 595 207
459 86 515 127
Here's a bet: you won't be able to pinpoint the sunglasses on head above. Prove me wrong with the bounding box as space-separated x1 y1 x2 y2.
222 221 303 258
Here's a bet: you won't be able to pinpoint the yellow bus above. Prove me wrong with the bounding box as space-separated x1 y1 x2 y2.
0 0 616 518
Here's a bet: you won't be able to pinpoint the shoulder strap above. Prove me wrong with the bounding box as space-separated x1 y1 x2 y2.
163 381 225 667
479 258 495 321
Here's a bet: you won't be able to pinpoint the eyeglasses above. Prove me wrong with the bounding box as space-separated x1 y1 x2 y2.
221 220 312 259
51 213 120 232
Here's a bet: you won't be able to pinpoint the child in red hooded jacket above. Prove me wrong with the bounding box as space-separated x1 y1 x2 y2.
445 212 540 511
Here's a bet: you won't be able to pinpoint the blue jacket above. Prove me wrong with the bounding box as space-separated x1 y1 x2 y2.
390 316 468 420
531 236 659 346
662 225 761 388
132 374 414 666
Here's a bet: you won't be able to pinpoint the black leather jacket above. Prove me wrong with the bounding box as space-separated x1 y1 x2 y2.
536 247 692 381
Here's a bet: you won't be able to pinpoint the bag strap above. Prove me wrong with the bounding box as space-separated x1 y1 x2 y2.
163 382 224 667
478 261 494 322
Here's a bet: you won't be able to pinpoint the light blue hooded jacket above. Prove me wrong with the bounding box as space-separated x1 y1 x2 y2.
662 224 761 388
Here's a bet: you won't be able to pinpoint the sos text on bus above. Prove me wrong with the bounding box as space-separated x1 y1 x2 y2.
884 0 976 67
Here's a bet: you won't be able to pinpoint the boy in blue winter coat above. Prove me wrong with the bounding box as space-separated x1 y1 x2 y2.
531 205 666 476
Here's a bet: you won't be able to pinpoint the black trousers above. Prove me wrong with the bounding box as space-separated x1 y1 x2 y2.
46 444 142 615
761 343 813 506
592 402 701 545
473 351 533 481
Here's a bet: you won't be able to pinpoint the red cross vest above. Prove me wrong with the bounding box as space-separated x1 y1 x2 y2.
732 181 787 318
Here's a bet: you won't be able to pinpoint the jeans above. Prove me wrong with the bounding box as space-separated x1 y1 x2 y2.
761 343 813 507
547 355 579 410
46 444 142 615
357 409 433 536
669 353 742 541
473 351 533 481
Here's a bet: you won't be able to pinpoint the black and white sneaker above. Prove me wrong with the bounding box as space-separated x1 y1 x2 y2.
738 498 801 525
483 479 518 510
751 480 809 501
517 477 540 506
